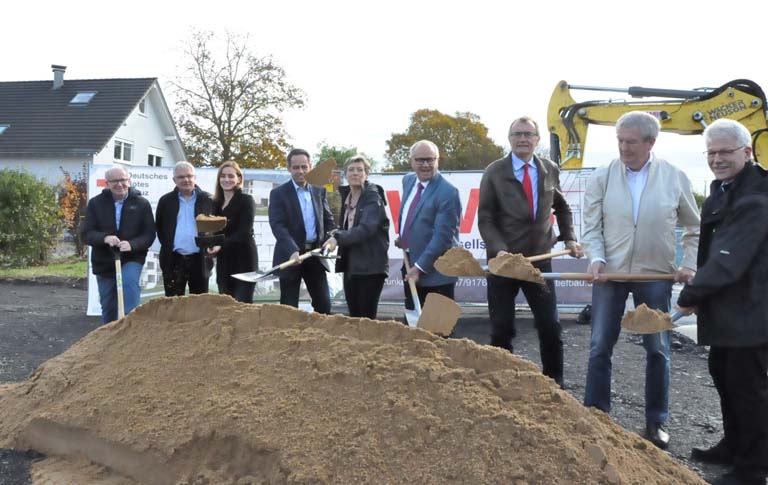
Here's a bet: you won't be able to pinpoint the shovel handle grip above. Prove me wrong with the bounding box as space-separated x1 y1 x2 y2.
526 249 572 262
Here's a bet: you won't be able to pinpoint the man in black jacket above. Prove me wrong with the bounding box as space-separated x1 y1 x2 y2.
84 166 156 323
677 119 768 485
156 161 214 296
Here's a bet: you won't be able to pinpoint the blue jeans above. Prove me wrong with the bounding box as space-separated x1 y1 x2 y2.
96 261 143 324
584 280 672 424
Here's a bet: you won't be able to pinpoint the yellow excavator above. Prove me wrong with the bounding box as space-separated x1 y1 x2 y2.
547 79 768 168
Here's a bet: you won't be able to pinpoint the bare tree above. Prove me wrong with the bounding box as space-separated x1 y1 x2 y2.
172 30 306 168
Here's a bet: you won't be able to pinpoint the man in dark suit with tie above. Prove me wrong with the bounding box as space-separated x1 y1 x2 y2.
269 148 336 314
395 140 461 308
478 116 583 388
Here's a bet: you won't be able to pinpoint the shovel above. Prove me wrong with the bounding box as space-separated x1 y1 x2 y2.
403 251 462 336
402 251 422 327
112 247 125 319
621 305 686 334
232 248 329 283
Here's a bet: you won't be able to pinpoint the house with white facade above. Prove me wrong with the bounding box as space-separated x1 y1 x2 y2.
0 65 185 185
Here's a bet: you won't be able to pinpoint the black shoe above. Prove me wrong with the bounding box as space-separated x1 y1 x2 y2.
691 440 732 465
644 422 670 449
711 470 766 485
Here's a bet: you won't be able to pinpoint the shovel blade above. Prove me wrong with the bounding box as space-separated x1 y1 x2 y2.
404 309 420 328
232 270 275 283
417 293 461 336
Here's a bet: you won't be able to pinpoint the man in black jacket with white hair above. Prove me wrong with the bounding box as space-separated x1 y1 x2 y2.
677 119 768 485
84 166 155 323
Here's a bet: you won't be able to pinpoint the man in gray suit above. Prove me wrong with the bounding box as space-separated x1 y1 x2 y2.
395 140 461 308
479 116 582 388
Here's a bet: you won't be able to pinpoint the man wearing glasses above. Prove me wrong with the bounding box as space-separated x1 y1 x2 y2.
84 166 155 323
582 111 700 450
395 140 461 308
156 161 214 296
478 116 583 389
677 119 768 485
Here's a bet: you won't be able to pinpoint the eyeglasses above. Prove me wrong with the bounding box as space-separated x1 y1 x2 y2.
510 131 539 139
413 157 437 165
107 178 129 184
704 146 746 158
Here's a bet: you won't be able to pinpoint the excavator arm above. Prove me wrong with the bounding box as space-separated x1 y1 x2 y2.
547 79 768 169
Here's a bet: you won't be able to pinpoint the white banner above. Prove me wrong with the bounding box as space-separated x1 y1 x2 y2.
87 166 593 315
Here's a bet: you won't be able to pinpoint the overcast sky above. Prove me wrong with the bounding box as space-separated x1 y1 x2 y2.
5 0 767 193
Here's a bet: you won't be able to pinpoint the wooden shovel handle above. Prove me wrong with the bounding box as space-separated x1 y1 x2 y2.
402 251 422 315
541 272 676 281
278 248 321 270
526 249 573 262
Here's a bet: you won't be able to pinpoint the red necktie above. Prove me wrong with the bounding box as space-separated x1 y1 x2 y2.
400 182 423 248
522 163 534 221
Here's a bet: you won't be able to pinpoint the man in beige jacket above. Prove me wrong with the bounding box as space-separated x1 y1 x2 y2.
582 111 700 450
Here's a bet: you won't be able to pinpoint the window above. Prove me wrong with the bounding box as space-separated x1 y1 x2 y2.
69 91 97 105
139 99 146 115
0 124 8 135
114 140 133 161
148 154 163 167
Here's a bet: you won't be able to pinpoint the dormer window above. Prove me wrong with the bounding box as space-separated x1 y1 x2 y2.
0 124 8 135
70 91 97 105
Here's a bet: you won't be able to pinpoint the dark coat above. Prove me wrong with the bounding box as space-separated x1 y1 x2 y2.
478 153 576 258
677 162 768 347
268 180 336 269
334 182 389 276
213 189 258 284
155 186 213 275
83 187 156 275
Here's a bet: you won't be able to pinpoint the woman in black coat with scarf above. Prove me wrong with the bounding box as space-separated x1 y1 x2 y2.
323 155 389 319
208 161 258 303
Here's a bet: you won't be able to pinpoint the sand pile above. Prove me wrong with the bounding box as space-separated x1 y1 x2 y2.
434 247 486 277
0 295 705 484
621 304 676 334
488 253 543 283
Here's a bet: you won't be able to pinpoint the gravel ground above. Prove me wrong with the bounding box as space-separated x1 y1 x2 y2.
0 280 728 484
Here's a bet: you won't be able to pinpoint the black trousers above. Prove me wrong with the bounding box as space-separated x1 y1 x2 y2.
401 264 455 310
709 344 768 478
218 277 256 304
279 256 331 314
486 260 563 386
343 273 386 319
163 252 209 297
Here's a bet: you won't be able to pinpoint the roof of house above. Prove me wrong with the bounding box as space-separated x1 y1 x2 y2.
0 78 157 156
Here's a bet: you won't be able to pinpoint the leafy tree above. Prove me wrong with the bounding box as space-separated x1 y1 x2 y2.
58 165 88 257
172 30 306 168
0 169 61 266
385 109 504 171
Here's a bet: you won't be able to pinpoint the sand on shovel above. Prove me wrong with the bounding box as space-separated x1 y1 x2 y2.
434 247 486 277
488 252 544 283
0 295 706 485
194 214 227 233
621 303 676 334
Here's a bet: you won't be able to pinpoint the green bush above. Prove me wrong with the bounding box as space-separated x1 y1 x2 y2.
0 169 62 267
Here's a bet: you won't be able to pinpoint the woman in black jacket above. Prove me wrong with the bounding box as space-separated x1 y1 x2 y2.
208 161 258 303
324 155 389 319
